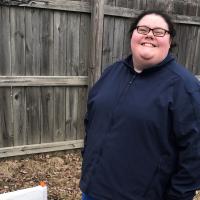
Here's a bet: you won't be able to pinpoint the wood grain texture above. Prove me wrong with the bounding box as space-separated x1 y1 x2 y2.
0 139 84 158
89 0 104 88
102 15 115 71
53 11 67 142
10 7 26 147
0 7 13 148
39 9 54 144
102 0 115 71
0 76 88 86
66 12 81 140
112 0 126 62
0 6 11 75
0 89 13 147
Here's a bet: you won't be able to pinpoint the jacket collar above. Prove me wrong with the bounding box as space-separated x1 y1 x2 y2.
123 53 175 74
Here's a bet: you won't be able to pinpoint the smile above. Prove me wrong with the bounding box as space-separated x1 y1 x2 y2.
141 43 156 47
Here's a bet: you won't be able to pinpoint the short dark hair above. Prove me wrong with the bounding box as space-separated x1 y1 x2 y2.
129 9 176 49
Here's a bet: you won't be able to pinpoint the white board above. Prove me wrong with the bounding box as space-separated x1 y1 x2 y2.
0 186 47 200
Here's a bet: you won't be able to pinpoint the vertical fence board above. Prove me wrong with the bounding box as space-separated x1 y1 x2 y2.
0 89 13 147
77 13 90 139
79 14 90 76
175 2 189 67
66 13 80 140
26 87 41 145
185 3 199 71
0 7 12 148
24 8 41 145
0 6 11 75
10 7 26 147
40 10 54 143
89 0 104 87
10 7 25 75
112 17 125 62
13 88 26 145
194 2 200 74
40 87 54 143
102 0 115 70
112 0 127 62
53 11 66 142
102 16 115 70
123 18 132 58
25 8 40 76
127 0 134 8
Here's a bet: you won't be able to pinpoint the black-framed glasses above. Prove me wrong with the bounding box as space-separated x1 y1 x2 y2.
136 26 170 37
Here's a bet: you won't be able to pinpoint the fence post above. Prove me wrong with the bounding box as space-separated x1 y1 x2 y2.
89 0 105 88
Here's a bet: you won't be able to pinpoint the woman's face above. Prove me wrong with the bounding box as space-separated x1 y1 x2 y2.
131 14 171 71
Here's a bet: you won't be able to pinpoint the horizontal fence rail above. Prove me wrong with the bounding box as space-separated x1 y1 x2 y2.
0 139 84 158
1 1 200 25
0 76 88 87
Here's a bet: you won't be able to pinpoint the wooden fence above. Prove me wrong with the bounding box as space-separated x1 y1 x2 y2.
0 0 200 157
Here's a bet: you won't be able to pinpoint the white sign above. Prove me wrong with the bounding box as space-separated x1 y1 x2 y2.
0 186 47 200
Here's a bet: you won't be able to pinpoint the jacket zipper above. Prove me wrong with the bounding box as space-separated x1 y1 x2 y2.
110 74 137 123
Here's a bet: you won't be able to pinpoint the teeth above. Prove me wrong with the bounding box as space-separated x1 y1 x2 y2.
142 43 155 47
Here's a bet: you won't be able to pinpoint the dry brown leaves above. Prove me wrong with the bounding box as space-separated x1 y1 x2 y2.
0 150 82 200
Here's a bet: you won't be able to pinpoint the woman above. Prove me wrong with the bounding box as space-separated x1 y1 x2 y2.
80 10 200 200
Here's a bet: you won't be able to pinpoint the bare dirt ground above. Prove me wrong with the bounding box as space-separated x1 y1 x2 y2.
0 149 82 200
0 149 200 200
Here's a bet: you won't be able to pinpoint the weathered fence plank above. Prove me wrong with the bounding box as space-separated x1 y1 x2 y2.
25 8 40 76
102 15 115 71
40 9 54 144
185 3 198 70
53 11 67 142
10 7 26 147
112 0 126 62
123 18 132 58
89 0 104 87
67 13 80 140
10 7 25 75
13 88 26 146
101 0 115 71
193 29 200 74
0 7 12 148
0 6 11 75
0 89 13 147
0 139 84 158
77 12 90 139
0 76 88 87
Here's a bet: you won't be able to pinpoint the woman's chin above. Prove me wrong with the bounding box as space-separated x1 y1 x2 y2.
140 53 154 61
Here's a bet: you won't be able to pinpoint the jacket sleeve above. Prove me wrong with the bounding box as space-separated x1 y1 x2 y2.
166 79 200 200
81 64 114 157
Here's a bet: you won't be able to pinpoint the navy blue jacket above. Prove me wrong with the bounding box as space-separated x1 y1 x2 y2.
80 54 200 200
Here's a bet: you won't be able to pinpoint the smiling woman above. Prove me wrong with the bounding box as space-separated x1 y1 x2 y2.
80 9 200 200
130 12 173 71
